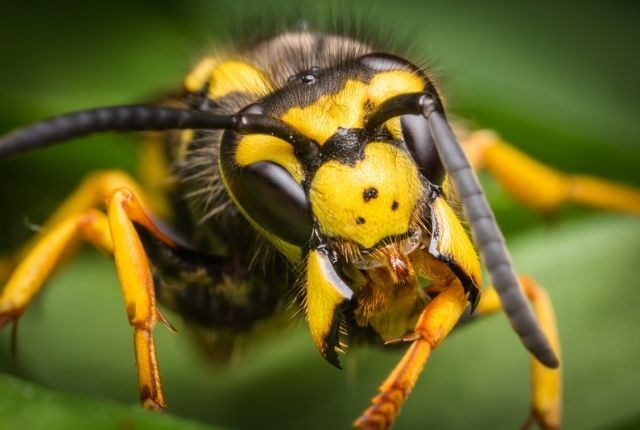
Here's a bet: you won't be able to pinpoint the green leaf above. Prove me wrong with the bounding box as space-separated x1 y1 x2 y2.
0 373 224 430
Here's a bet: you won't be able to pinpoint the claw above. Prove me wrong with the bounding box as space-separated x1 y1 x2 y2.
384 332 420 345
521 410 560 430
353 413 388 430
141 396 166 412
156 309 177 333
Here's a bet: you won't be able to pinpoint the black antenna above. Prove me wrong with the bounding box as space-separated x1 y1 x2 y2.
368 92 559 369
0 105 317 159
365 92 433 132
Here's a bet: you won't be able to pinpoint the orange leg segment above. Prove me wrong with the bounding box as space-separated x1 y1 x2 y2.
107 188 174 409
475 276 561 430
354 282 468 430
462 130 640 215
0 171 175 410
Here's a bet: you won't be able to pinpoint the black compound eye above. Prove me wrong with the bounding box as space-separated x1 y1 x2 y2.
401 114 445 184
225 161 313 246
358 53 421 74
239 103 265 115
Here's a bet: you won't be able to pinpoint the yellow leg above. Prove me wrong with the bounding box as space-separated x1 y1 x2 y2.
0 170 156 281
0 172 176 410
0 210 112 322
41 170 154 234
463 130 640 214
354 282 468 430
475 276 561 430
107 188 174 409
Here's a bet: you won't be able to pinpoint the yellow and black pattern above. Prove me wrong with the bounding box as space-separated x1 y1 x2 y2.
6 22 640 430
153 30 474 360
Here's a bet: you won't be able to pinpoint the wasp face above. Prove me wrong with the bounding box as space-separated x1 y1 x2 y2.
309 141 424 249
217 49 444 261
308 138 427 286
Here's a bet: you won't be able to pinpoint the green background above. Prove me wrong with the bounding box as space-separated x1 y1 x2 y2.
0 1 639 429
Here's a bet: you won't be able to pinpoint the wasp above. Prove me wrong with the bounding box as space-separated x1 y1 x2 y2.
1 24 639 430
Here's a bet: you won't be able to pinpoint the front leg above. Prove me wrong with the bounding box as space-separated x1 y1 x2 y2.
354 281 468 430
0 172 176 410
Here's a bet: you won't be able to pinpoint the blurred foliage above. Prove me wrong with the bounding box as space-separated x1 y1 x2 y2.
0 0 639 429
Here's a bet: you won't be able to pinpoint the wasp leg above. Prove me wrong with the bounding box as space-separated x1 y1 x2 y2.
354 281 468 430
462 130 640 214
0 210 112 323
0 170 157 280
474 276 561 430
0 173 176 410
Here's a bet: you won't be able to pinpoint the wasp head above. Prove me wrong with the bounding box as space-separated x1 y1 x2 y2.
308 133 428 285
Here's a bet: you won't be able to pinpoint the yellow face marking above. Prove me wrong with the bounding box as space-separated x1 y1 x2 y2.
305 249 352 354
235 134 305 183
282 80 369 144
371 70 424 141
368 70 426 105
280 70 424 145
385 117 403 140
184 57 217 93
309 142 423 249
208 60 272 99
431 196 481 286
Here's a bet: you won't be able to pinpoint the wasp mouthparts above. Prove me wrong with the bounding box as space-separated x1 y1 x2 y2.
381 243 415 285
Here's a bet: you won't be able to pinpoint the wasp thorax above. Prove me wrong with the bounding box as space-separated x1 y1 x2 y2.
309 142 423 249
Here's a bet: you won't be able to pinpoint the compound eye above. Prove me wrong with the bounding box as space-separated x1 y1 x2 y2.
358 53 419 73
401 114 445 184
226 161 313 246
239 103 265 115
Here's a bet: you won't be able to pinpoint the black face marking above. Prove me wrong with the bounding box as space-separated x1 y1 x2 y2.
356 217 366 225
319 128 366 167
363 187 378 202
391 201 399 211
